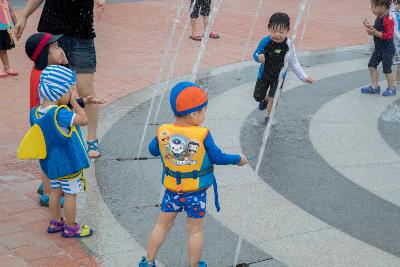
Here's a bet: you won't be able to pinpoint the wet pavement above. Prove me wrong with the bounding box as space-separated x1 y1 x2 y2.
88 45 400 266
0 0 388 266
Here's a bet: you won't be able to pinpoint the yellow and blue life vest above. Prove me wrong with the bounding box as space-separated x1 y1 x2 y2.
18 105 90 180
157 124 220 211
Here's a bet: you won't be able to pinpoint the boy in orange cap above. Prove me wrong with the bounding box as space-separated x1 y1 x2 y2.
139 82 248 267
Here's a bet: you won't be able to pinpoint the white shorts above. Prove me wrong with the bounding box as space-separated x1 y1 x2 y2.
50 173 84 194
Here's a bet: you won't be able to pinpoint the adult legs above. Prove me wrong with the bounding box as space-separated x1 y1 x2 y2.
77 73 100 158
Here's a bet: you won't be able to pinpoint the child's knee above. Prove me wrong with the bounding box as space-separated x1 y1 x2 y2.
187 219 204 234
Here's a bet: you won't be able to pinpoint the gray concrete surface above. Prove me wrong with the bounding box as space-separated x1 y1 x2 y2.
77 45 400 266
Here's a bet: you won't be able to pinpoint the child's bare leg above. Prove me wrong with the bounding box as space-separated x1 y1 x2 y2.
203 16 209 35
386 72 395 88
49 188 62 220
0 50 10 70
187 217 204 267
266 97 274 117
63 193 77 226
41 173 51 196
191 18 198 36
396 65 400 86
369 67 379 88
146 212 178 260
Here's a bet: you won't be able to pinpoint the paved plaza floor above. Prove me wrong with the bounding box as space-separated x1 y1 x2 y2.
2 0 399 266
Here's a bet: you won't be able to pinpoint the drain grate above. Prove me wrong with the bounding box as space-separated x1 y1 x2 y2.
113 156 160 161
233 257 275 267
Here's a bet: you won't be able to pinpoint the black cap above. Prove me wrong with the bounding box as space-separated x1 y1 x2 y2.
25 32 63 70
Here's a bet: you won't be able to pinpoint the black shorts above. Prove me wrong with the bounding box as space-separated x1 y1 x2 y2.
253 75 279 102
190 0 211 18
368 47 395 74
0 30 15 50
58 36 96 74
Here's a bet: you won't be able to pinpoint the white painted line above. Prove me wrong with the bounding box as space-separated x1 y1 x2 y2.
206 80 400 266
310 86 400 206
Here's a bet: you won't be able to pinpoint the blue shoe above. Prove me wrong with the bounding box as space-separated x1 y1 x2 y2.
382 87 396 97
258 100 268 110
139 257 156 267
361 85 380 94
198 261 207 267
40 194 49 207
37 182 43 195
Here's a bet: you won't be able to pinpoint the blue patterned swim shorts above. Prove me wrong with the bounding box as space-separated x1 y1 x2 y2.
161 189 207 219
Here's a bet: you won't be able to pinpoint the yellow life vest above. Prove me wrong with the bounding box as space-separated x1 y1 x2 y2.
157 124 214 193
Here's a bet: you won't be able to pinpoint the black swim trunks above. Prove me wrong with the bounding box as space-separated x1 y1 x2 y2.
190 0 211 18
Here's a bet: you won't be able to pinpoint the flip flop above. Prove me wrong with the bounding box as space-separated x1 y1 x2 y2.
0 71 7 78
209 32 220 39
5 68 18 76
189 35 202 41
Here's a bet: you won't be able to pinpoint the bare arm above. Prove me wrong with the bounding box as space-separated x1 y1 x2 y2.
14 0 44 40
8 1 17 24
70 98 88 126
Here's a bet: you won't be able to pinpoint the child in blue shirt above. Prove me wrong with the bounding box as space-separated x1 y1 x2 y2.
18 65 93 238
139 82 248 267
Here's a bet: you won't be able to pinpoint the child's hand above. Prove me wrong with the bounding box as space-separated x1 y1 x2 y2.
95 0 106 19
238 154 249 166
304 77 315 84
84 95 106 105
363 19 373 29
258 54 265 64
366 27 377 36
60 49 69 65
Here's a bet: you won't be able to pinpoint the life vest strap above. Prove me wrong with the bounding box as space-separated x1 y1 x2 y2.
163 166 214 180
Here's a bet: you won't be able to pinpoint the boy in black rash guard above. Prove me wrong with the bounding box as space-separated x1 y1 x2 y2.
253 12 314 124
362 0 396 96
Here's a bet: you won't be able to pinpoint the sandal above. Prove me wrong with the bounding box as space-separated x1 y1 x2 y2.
5 68 18 76
0 71 7 78
87 139 101 158
139 257 156 267
209 32 220 39
61 223 93 238
47 218 65 233
189 35 202 41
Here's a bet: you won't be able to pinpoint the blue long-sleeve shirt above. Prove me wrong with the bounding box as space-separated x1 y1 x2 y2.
149 131 241 165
